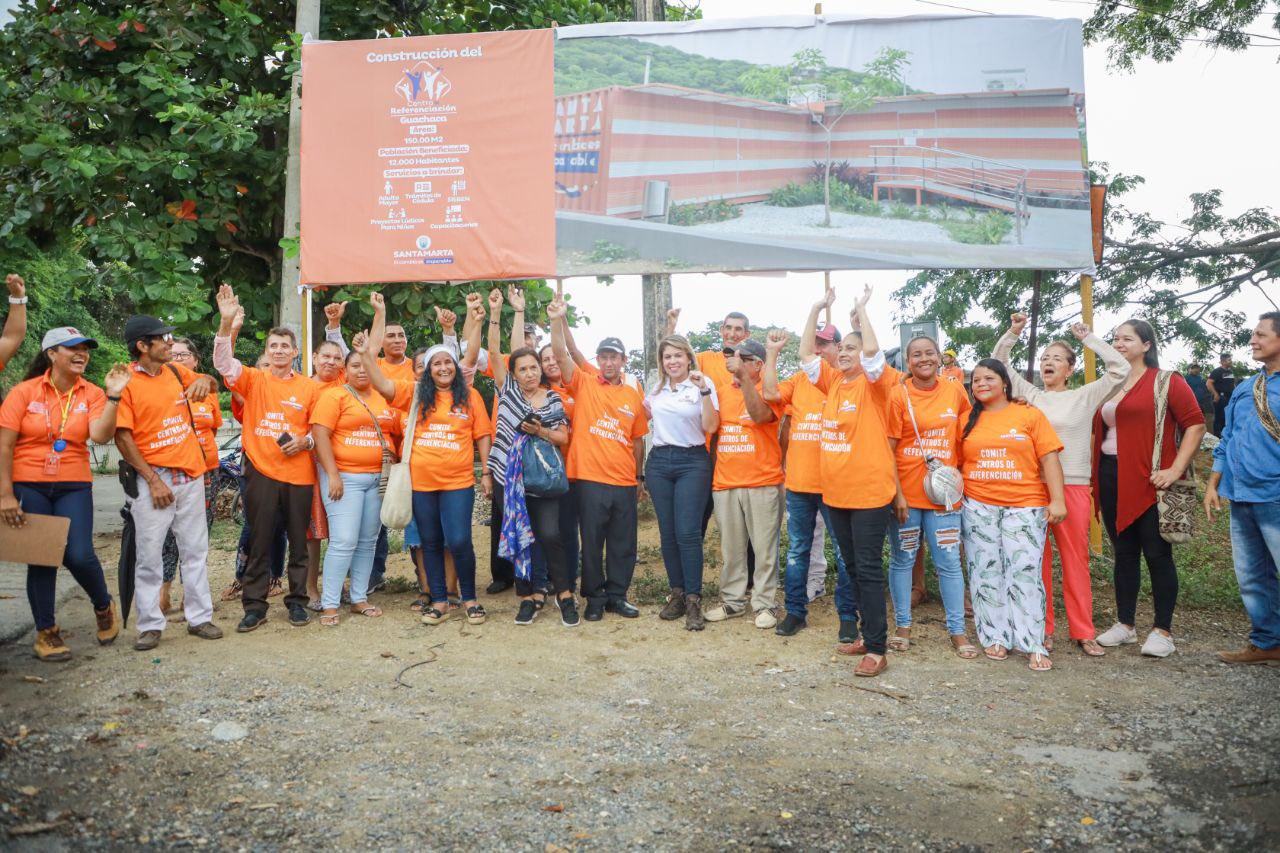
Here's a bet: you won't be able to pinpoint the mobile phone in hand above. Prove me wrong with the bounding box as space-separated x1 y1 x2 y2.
276 432 294 447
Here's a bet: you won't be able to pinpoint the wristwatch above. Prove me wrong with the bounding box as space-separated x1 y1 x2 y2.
8 296 27 305
107 395 121 402
699 388 712 397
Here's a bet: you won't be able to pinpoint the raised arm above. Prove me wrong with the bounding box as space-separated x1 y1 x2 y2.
1077 322 1130 388
547 298 575 385
324 300 350 356
460 292 484 371
212 284 245 384
507 284 525 352
763 329 787 402
994 312 1037 401
487 288 507 387
664 307 680 339
735 363 776 425
361 293 396 402
799 286 835 364
853 284 879 357
0 274 28 369
562 310 590 369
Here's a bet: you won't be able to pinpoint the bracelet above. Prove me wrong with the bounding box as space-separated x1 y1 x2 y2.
8 296 27 305
107 395 121 402
699 388 712 397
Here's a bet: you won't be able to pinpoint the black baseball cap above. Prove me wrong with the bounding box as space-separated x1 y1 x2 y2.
597 336 626 355
735 339 767 360
124 315 176 344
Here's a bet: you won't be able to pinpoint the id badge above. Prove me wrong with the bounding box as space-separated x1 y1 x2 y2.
43 452 61 477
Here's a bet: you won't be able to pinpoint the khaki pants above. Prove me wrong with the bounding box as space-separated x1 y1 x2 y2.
714 485 783 613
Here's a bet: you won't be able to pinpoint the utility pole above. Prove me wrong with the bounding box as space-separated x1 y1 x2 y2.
279 0 321 368
634 0 670 388
1026 270 1042 383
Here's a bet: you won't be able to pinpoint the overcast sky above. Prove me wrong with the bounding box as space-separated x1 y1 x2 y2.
558 0 1280 367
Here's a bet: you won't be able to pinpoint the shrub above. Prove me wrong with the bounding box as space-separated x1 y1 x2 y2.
941 211 1014 245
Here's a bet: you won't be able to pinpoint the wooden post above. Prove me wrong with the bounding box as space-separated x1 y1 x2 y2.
1082 271 1102 552
635 0 670 389
1025 270 1042 382
823 271 832 325
278 0 321 349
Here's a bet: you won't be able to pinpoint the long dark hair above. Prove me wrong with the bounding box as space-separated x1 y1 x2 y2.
416 350 469 422
1120 318 1160 368
23 348 53 381
963 358 1015 438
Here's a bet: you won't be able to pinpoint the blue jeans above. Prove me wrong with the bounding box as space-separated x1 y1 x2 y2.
413 487 477 604
14 481 112 631
783 490 857 621
889 507 966 636
367 526 390 588
1230 501 1280 649
646 445 713 596
319 470 383 610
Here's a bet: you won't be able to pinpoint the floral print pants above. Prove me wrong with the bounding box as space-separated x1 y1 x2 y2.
962 497 1049 655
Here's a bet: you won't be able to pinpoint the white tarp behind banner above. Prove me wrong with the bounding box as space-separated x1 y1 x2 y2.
553 14 1092 277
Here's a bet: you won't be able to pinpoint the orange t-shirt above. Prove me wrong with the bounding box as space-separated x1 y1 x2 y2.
696 350 735 394
941 365 965 384
189 396 224 473
960 403 1063 507
391 381 490 491
886 379 972 509
564 368 648 487
310 386 401 474
115 362 208 478
379 356 416 385
713 380 784 491
773 370 826 494
549 382 575 422
810 360 901 510
225 366 320 485
311 373 346 394
0 373 105 483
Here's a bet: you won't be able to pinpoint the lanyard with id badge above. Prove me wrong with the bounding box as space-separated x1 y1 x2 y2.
43 383 77 477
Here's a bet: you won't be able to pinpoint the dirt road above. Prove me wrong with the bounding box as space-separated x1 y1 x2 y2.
1 525 1277 850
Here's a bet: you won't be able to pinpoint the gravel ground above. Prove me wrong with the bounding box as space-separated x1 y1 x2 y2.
1 524 1277 851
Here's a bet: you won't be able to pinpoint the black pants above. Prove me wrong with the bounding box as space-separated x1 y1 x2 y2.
825 503 891 655
489 482 516 587
575 480 638 605
1099 455 1178 631
242 457 311 615
510 488 570 597
1212 398 1228 438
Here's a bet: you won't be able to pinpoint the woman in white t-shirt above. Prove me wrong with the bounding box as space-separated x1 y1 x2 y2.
644 335 719 631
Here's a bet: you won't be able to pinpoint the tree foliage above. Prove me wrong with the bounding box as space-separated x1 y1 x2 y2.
0 0 630 341
1084 0 1280 70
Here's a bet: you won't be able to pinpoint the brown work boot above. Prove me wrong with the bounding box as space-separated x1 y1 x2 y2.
34 626 72 662
94 600 120 645
133 630 161 651
159 581 172 614
684 594 704 632
659 588 686 621
1217 643 1280 665
187 622 224 640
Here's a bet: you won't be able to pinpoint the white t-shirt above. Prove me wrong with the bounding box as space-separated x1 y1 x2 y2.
644 378 718 448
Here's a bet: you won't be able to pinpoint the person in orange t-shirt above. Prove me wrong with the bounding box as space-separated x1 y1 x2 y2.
763 323 858 640
793 285 900 678
158 338 224 616
115 315 223 649
701 338 785 629
0 326 128 660
367 325 491 626
212 286 320 631
549 297 648 621
885 336 976 659
311 348 402 625
960 358 1066 672
941 350 966 385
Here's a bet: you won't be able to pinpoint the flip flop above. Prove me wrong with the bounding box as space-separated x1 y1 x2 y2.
1028 652 1053 672
320 613 340 627
984 645 1008 661
350 604 383 618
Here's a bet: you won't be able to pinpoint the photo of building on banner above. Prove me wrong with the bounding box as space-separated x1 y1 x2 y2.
552 15 1093 276
299 29 555 286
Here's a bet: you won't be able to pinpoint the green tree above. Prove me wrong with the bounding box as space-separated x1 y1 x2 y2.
740 47 909 227
0 0 630 340
1083 0 1280 70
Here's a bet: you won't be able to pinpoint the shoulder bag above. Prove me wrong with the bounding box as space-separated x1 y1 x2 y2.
379 388 419 530
902 379 964 511
521 432 568 497
1152 370 1196 544
1254 372 1280 442
343 385 397 496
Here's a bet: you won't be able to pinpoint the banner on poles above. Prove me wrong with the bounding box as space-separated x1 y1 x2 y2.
552 15 1093 276
300 30 555 285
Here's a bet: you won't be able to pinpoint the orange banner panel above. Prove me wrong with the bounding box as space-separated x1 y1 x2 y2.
300 30 555 285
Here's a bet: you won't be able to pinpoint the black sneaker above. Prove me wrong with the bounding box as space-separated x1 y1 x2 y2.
775 613 807 637
559 597 580 627
236 612 268 633
485 580 513 595
605 599 640 618
288 605 311 627
533 597 547 611
838 619 858 644
583 601 605 622
514 600 538 625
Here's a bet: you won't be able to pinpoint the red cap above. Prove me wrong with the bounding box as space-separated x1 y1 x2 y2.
815 322 841 343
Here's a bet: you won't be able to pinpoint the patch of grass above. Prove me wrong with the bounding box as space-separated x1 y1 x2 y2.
941 211 1014 245
209 518 241 552
380 575 418 594
588 240 639 264
668 199 742 226
629 573 720 605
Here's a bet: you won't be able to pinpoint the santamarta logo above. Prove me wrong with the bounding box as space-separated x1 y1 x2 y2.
395 61 451 104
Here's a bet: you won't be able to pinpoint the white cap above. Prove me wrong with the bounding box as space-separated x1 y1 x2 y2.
41 327 99 351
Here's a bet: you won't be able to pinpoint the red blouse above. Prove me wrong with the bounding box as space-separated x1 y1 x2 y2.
1091 367 1204 532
